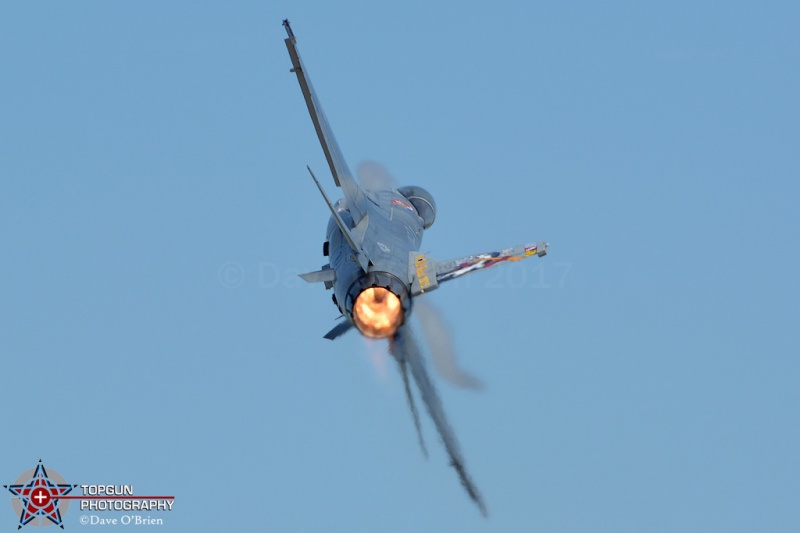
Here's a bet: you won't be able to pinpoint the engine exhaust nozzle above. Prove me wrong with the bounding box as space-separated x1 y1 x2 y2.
346 272 411 339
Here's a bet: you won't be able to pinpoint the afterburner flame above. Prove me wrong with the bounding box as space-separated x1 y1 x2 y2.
353 287 403 339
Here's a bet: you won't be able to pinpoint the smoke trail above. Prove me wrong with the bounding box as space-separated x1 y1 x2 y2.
394 325 488 516
414 299 484 390
390 340 428 459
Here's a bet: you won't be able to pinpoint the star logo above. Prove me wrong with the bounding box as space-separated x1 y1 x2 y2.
5 460 77 529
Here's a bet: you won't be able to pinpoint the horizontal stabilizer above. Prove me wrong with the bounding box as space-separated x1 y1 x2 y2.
298 267 336 284
323 321 353 340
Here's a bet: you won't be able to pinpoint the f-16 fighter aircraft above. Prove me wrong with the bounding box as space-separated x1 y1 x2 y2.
283 20 548 516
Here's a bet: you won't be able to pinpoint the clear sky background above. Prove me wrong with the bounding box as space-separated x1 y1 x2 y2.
2 2 798 532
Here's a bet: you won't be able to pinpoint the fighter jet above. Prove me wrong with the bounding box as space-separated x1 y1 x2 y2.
283 20 548 515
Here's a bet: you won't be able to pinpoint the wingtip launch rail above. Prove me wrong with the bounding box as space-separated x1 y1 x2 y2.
283 19 369 225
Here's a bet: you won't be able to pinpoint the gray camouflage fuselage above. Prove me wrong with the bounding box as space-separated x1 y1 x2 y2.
285 17 546 336
327 189 424 326
284 18 548 515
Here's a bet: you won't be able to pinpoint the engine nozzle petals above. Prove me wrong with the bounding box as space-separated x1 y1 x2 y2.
345 271 412 339
352 287 403 339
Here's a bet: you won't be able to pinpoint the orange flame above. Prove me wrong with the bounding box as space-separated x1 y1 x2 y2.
352 287 403 339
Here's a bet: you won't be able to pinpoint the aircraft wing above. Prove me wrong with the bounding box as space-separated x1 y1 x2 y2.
283 20 369 224
408 242 548 296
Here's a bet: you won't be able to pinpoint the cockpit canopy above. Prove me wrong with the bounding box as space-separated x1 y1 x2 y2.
397 185 436 229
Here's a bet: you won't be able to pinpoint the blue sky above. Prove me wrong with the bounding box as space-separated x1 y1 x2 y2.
2 1 798 531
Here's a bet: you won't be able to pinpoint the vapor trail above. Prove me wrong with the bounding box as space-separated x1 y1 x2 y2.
394 325 488 516
357 160 396 191
414 299 484 390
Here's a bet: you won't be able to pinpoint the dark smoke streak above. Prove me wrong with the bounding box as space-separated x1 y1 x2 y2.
390 342 428 459
394 325 488 516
